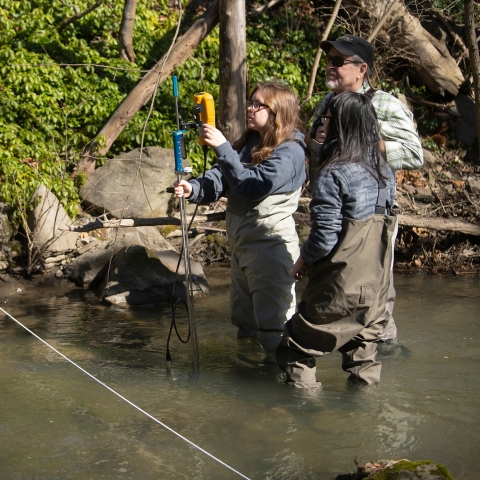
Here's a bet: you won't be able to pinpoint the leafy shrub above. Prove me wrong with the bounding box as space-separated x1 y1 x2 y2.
0 0 334 223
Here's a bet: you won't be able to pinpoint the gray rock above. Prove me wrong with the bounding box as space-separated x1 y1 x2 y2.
0 203 14 246
77 238 104 255
390 471 417 480
66 247 117 287
403 184 417 195
422 149 439 167
44 254 66 264
109 225 174 252
413 186 436 203
467 176 480 194
65 226 177 287
27 185 79 254
79 146 179 219
90 245 208 307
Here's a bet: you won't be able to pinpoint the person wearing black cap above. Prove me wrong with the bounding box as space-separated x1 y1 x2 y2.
305 34 424 345
307 34 422 172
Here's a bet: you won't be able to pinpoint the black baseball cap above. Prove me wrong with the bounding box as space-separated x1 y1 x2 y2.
320 34 374 69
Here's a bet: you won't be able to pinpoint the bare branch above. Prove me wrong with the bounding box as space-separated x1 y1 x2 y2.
250 0 282 15
58 0 104 34
304 0 342 104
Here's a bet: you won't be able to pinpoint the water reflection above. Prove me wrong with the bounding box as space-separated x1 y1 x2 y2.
0 270 479 479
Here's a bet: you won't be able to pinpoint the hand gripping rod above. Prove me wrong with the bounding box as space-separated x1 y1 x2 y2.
172 75 199 371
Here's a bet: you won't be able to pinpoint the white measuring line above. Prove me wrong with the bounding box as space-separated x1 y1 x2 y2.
0 306 251 480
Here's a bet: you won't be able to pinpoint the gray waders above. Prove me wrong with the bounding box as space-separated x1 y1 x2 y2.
226 187 301 355
277 188 397 387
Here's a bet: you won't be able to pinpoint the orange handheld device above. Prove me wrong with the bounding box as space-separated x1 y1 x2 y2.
193 93 216 145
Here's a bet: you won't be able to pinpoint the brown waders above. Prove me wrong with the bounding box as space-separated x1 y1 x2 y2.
277 212 397 387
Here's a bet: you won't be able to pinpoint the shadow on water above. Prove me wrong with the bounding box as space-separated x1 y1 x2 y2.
0 268 479 479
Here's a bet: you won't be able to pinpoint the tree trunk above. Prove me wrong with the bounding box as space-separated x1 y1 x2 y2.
464 0 480 161
119 0 138 63
78 1 219 176
353 0 463 96
218 0 246 142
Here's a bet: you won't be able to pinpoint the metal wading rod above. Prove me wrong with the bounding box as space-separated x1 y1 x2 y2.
178 176 200 370
172 74 200 370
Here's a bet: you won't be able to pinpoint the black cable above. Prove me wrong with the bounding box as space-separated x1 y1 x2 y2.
165 145 209 367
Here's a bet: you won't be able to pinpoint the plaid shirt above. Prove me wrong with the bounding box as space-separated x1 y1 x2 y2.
311 84 424 171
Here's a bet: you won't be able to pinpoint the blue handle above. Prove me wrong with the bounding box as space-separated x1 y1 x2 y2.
173 130 186 173
173 75 178 98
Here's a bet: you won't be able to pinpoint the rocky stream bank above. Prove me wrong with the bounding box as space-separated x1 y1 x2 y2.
0 143 479 307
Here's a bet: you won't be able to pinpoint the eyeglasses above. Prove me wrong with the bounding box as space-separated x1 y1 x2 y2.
247 101 270 112
320 115 331 124
326 54 363 68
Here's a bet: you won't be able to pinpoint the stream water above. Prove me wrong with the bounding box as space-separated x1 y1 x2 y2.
0 266 479 479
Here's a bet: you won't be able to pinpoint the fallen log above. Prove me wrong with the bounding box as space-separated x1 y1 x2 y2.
351 0 464 96
60 217 181 232
294 212 480 236
62 212 480 237
398 214 480 236
59 212 226 232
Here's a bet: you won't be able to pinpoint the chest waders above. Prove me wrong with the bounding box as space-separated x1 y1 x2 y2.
226 181 301 355
277 165 396 387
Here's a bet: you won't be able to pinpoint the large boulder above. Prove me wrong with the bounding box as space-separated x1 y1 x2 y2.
89 245 209 307
27 185 79 255
0 203 13 245
79 146 178 219
65 225 175 287
0 203 14 271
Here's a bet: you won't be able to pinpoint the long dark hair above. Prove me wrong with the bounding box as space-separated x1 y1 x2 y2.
318 92 385 180
233 81 302 164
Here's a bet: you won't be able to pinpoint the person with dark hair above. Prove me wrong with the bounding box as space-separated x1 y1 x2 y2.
174 81 306 355
277 92 397 388
306 34 424 345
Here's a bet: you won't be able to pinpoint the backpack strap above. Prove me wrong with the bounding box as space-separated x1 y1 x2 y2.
363 87 377 99
361 163 390 215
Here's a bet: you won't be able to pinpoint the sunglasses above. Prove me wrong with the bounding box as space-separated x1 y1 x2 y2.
247 101 270 112
326 54 364 68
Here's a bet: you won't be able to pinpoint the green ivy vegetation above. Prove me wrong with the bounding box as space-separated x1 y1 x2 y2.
0 0 328 226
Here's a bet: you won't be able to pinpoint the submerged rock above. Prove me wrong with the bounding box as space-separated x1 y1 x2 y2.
65 225 175 287
89 245 209 307
335 459 453 480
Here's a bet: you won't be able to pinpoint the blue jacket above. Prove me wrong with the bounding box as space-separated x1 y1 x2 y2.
189 130 306 203
301 156 396 264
